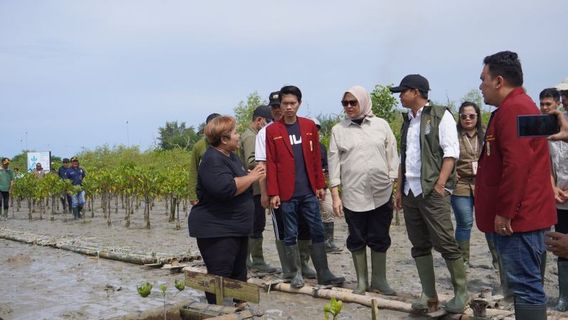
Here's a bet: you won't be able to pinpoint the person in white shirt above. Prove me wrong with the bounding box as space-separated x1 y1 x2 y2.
328 85 398 295
391 74 468 314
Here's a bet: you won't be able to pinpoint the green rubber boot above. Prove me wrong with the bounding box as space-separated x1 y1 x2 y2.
351 249 368 295
444 257 470 314
457 240 470 270
310 242 345 286
411 255 439 313
369 250 396 296
324 222 341 253
249 237 278 273
284 244 304 288
298 239 316 279
275 240 293 280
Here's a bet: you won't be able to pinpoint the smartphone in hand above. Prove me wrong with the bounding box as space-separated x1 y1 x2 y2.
517 114 560 137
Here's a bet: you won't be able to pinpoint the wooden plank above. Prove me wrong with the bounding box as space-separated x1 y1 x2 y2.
222 277 259 304
185 270 259 304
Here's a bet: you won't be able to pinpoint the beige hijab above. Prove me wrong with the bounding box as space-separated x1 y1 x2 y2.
343 85 374 120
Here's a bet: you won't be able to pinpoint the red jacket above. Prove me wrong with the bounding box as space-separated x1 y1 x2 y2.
475 88 556 233
266 117 325 201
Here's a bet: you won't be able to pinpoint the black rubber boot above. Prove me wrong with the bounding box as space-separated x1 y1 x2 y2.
557 260 568 311
284 244 304 288
310 242 345 286
324 222 341 253
298 240 316 279
514 303 547 320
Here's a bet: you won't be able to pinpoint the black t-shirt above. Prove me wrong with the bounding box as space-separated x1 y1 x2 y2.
188 147 254 238
285 121 313 198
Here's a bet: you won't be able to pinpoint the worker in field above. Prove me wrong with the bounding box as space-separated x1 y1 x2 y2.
65 157 87 219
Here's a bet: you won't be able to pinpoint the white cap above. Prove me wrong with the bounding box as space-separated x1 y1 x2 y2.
555 78 568 91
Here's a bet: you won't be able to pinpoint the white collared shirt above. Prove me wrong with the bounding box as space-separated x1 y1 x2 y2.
403 106 459 196
255 122 273 161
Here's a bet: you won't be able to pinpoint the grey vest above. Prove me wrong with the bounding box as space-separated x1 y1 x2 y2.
400 104 457 197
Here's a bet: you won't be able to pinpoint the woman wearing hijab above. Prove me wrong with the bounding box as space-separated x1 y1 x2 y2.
328 85 399 295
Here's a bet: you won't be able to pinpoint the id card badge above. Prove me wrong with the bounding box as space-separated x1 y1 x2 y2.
471 161 478 175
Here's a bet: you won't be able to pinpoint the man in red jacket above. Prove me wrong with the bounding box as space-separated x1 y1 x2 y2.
266 85 344 289
475 51 556 320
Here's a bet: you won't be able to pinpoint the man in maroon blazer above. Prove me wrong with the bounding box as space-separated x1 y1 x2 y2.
266 85 344 289
475 51 556 320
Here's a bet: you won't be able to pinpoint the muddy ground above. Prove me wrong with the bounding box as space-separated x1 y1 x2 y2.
0 201 566 320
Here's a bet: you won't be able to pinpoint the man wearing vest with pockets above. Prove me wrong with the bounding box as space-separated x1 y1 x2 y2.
391 74 469 315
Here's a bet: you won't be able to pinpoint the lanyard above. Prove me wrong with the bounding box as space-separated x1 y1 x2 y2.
464 134 478 156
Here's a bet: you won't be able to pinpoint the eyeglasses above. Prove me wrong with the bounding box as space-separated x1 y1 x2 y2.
460 114 477 120
341 100 358 107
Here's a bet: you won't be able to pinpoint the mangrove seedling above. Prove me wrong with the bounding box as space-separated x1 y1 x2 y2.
324 297 343 320
137 281 152 298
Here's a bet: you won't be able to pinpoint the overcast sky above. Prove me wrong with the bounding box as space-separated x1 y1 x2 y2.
2 0 567 158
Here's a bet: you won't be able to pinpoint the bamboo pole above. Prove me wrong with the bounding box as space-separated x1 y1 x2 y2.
0 227 199 266
246 278 514 318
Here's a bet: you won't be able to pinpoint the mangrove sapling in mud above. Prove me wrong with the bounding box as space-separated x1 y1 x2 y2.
137 279 186 320
323 297 343 320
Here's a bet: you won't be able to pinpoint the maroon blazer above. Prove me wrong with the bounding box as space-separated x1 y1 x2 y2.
474 88 556 233
266 117 325 201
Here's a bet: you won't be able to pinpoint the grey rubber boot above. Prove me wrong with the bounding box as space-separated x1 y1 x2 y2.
298 239 316 279
369 250 396 296
249 237 278 273
444 257 470 314
275 240 293 280
310 242 345 286
514 303 547 320
557 260 568 312
72 207 79 219
351 249 368 295
324 222 341 253
284 244 304 288
411 255 439 313
457 240 470 270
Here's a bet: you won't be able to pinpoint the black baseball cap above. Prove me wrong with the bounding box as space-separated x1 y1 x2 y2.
268 91 280 107
206 113 221 124
252 105 273 122
389 74 430 93
62 158 70 163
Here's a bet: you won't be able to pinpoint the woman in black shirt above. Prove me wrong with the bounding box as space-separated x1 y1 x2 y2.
188 115 265 305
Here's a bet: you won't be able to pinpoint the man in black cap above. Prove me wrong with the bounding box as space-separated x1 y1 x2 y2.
390 74 468 314
255 91 317 281
239 105 278 273
58 158 72 212
189 113 221 206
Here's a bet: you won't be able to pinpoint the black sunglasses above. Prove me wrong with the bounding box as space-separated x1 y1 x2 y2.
341 100 358 107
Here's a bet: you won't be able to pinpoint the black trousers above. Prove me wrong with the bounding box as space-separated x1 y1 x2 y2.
271 206 311 241
196 236 248 304
0 191 9 213
250 195 266 238
557 209 568 262
344 200 393 253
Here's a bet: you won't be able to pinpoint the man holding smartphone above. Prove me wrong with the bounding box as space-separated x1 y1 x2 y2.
475 51 556 320
539 88 568 311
